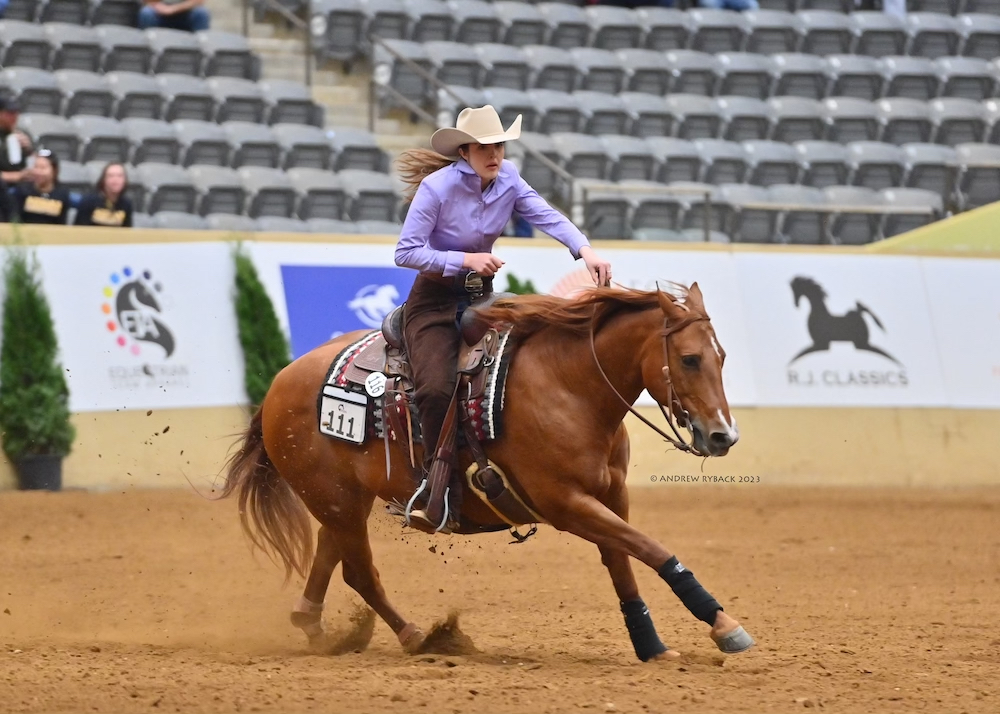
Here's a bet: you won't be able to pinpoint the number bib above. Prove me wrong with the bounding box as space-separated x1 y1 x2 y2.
319 386 367 444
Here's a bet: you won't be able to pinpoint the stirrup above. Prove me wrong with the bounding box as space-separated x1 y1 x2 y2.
403 478 428 527
407 487 458 534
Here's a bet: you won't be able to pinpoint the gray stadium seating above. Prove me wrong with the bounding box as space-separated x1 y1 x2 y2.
59 159 91 194
678 181 731 233
436 85 486 127
881 56 940 100
312 0 364 62
209 77 266 124
374 39 432 104
92 0 139 27
824 185 883 244
772 183 828 244
881 187 943 237
877 97 935 145
3 67 62 114
667 93 722 140
551 131 613 180
586 5 643 52
72 114 128 162
174 120 229 167
957 13 1000 60
123 117 180 165
107 71 163 120
0 20 49 69
476 43 530 91
354 220 403 234
902 142 959 200
930 97 988 146
493 2 547 47
223 121 281 168
425 41 483 89
536 2 589 49
825 54 884 101
935 56 998 100
272 123 332 170
795 140 851 187
146 27 204 76
636 7 691 52
19 112 80 161
716 52 773 100
664 50 718 96
601 135 655 181
132 212 155 227
645 137 701 184
695 138 747 184
848 141 907 189
627 181 683 232
576 179 628 239
287 167 346 220
96 25 152 75
575 90 629 136
240 165 297 217
483 87 537 133
259 80 324 127
770 96 826 143
771 53 828 100
338 168 399 221
618 92 672 139
328 127 387 172
907 12 962 58
157 74 214 122
205 213 258 232
617 48 670 96
46 23 101 72
41 0 89 25
56 69 113 117
136 163 197 214
745 10 799 54
797 10 853 56
448 0 501 45
307 218 360 233
718 183 776 242
717 95 771 142
523 44 578 93
570 47 625 95
361 0 409 47
527 88 581 134
199 31 259 80
153 211 209 229
404 0 454 44
688 8 746 54
823 97 880 144
744 139 800 186
851 11 909 58
955 142 1000 209
255 216 310 232
189 165 245 215
507 131 562 198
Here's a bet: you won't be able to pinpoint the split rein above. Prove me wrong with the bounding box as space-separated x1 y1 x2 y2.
587 313 711 457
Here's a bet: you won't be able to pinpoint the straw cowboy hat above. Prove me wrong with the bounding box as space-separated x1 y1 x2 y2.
431 105 522 159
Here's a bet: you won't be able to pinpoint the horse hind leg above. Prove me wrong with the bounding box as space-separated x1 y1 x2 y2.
290 525 344 650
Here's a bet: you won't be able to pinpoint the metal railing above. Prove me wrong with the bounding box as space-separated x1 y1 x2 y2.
241 0 313 86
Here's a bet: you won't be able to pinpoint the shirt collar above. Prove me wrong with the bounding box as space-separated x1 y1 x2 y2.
455 158 509 180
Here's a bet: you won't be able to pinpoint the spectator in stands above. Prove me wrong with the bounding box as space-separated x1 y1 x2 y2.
0 94 33 186
138 0 211 33
696 0 759 11
11 150 70 225
74 163 133 228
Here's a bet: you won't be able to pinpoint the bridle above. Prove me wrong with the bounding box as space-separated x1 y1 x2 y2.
588 311 711 457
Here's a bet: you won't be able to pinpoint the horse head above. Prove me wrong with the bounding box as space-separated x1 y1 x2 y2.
644 283 738 458
791 276 825 308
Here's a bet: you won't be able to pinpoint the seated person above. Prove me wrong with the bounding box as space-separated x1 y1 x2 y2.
74 162 133 228
138 0 211 32
11 150 70 225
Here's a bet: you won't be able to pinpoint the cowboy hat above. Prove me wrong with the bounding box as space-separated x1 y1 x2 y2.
430 105 522 159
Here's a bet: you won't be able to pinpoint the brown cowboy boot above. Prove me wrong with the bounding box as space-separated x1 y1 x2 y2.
407 387 462 534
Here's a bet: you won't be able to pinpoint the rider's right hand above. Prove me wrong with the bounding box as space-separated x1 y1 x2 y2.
463 252 505 276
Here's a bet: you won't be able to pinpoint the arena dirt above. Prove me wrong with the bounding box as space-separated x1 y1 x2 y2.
1 486 998 713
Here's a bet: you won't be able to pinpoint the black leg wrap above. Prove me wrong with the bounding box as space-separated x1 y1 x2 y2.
658 556 723 626
620 598 668 662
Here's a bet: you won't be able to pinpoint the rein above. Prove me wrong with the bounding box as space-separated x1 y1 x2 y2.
588 312 710 457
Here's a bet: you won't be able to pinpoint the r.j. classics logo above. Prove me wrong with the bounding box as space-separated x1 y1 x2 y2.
787 276 907 388
102 266 175 357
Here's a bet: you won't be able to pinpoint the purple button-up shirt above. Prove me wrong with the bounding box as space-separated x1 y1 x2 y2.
395 158 589 277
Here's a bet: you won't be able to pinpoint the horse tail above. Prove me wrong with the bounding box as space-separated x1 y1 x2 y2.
220 407 314 583
856 302 886 332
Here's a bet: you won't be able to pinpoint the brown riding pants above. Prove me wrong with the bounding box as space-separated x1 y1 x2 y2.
403 274 490 468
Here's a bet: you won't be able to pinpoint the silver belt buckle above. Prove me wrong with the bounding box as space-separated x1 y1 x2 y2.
464 272 484 293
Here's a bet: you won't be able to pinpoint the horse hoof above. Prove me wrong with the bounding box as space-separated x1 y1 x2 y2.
650 649 681 662
712 625 755 654
398 622 425 654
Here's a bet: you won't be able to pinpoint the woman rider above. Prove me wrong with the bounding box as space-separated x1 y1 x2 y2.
394 105 612 533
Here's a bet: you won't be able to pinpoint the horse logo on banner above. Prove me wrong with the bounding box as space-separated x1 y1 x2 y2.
348 284 401 329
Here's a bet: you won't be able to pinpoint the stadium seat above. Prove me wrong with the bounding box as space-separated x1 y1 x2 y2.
287 167 346 220
957 13 1000 60
962 0 1000 13
136 163 197 214
72 115 128 162
823 185 883 245
506 131 561 196
601 135 655 181
91 0 139 27
744 9 799 54
877 97 934 145
825 55 884 102
0 20 50 70
695 138 748 184
482 87 537 133
576 179 628 240
910 0 959 13
930 97 988 146
425 41 483 89
798 0 853 10
20 113 80 161
955 142 1000 209
59 159 91 194
676 182 730 233
307 218 359 233
795 140 851 188
771 183 828 244
122 117 180 165
797 11 853 56
935 57 998 101
743 139 800 186
716 53 773 101
536 2 589 49
985 98 1000 144
353 219 403 234
199 31 259 80
664 49 718 96
448 0 500 44
255 216 310 232
131 212 155 227
223 121 281 168
902 142 960 201
329 127 387 172
851 12 908 58
526 88 581 134
880 187 943 237
239 166 296 217
682 228 731 243
272 123 332 170
523 45 578 93
632 228 687 242
210 77 266 124
585 5 643 52
718 183 776 242
205 213 258 232
771 53 828 100
575 90 629 136
56 70 114 117
403 0 454 43
688 9 746 55
174 120 230 167
146 27 204 76
96 25 152 74
493 2 547 47
551 132 613 181
360 0 409 46
259 80 324 127
107 71 163 120
880 56 940 101
311 0 365 62
646 137 701 184
373 39 431 105
769 96 826 143
40 0 89 25
3 67 61 115
848 141 907 189
823 97 880 144
189 164 245 215
476 44 530 91
619 92 672 139
570 47 626 95
906 12 962 59
627 181 683 232
157 74 215 122
45 23 101 72
667 94 722 140
717 95 771 142
636 7 691 52
338 168 399 221
617 48 671 96
153 211 209 230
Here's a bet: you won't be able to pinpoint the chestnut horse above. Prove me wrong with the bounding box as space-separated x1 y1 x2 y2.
221 284 755 661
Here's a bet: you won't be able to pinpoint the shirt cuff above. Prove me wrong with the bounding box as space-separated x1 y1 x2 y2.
442 251 466 277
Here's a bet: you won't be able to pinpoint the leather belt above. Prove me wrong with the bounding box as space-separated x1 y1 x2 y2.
420 270 493 296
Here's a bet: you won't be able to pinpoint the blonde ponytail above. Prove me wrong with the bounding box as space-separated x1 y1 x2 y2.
396 148 460 202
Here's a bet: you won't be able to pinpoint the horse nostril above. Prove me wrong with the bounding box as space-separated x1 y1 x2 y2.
709 432 733 448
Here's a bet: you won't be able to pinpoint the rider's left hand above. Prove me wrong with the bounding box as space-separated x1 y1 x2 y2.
580 246 612 287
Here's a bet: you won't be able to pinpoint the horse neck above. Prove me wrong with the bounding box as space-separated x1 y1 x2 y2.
587 306 661 426
804 292 829 317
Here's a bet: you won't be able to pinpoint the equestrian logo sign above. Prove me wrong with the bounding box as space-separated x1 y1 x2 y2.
348 284 400 329
787 276 907 389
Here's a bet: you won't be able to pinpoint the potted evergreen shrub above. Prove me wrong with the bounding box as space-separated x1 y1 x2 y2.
0 245 75 490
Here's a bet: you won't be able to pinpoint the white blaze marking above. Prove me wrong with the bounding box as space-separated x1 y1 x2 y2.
716 409 739 442
711 336 722 360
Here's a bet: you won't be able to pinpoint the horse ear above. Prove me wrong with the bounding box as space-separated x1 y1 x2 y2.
687 282 706 313
657 289 681 318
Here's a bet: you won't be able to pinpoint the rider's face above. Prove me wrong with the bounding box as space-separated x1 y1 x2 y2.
461 142 505 187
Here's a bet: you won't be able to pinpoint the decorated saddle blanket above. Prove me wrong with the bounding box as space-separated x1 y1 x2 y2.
317 329 515 446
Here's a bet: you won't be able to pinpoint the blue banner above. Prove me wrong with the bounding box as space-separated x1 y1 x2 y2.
281 265 416 359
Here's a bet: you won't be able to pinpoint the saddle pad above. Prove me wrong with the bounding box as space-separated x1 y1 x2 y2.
318 329 515 445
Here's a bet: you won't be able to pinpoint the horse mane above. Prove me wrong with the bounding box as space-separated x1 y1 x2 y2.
475 284 692 339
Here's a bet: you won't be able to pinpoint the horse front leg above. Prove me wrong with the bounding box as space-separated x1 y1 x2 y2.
548 491 754 655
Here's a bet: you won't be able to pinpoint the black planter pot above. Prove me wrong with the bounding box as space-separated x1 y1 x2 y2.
15 454 63 491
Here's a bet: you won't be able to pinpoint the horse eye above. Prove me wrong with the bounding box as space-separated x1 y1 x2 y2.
681 355 700 370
